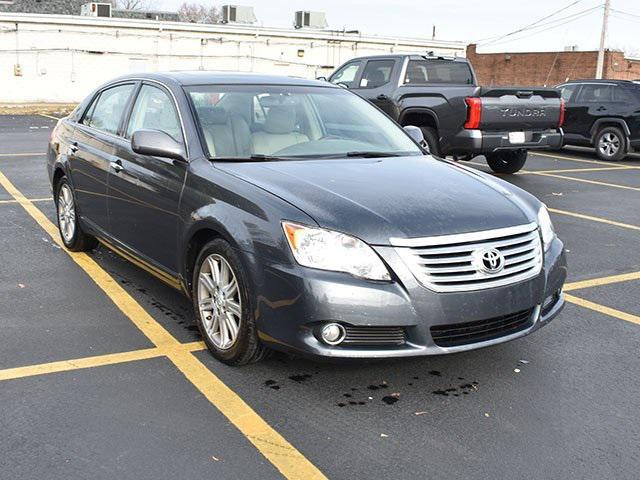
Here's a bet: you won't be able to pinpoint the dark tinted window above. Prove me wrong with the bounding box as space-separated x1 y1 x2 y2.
82 84 135 135
359 60 395 88
329 62 361 88
126 85 182 141
404 60 473 85
576 84 614 103
559 84 579 102
613 85 634 103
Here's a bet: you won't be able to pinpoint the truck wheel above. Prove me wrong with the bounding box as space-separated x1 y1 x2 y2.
486 150 527 174
595 126 627 161
420 127 441 157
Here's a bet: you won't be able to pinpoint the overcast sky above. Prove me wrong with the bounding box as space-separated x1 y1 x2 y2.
156 0 639 55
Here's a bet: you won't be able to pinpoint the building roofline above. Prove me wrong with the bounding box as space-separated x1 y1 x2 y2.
0 12 465 49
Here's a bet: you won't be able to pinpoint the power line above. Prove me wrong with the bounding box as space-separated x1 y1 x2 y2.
476 0 587 45
480 4 604 48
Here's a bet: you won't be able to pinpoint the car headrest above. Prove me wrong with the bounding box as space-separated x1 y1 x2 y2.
264 106 296 134
198 106 228 125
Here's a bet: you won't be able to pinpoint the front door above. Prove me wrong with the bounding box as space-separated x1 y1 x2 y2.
351 58 398 117
107 83 188 275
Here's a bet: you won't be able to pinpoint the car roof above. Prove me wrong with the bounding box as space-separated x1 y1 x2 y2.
559 79 634 85
110 71 334 87
345 53 466 62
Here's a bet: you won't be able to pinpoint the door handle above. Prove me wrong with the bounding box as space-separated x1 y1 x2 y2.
596 106 607 112
110 160 124 173
376 94 390 101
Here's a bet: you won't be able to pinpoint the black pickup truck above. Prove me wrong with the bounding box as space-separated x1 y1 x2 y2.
327 54 565 173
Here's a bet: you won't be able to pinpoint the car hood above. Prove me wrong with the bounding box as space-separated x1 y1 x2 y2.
215 155 539 245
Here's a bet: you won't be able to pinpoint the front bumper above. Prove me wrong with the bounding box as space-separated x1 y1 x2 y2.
252 237 567 359
453 129 564 155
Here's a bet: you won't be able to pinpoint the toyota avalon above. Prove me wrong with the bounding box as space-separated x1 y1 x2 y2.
47 72 567 365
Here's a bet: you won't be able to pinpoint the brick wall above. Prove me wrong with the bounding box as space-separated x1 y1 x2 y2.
467 44 640 86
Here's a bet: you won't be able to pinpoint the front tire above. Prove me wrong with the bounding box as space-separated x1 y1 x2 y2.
55 176 97 251
192 239 268 365
595 126 627 161
485 149 528 174
420 127 441 157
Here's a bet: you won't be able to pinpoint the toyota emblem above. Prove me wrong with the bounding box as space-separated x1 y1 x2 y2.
475 247 505 274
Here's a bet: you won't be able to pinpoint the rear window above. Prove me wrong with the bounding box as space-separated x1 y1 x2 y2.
404 60 473 85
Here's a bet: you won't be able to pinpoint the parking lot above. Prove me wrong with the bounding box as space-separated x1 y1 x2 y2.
1 114 639 480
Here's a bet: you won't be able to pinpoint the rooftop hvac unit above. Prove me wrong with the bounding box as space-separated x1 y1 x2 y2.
294 11 327 29
221 5 257 24
81 3 112 17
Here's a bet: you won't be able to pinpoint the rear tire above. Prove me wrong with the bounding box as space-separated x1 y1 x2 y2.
420 127 441 157
192 238 268 365
485 150 528 174
595 126 626 161
54 176 97 252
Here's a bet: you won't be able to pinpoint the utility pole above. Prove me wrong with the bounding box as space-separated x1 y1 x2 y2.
596 0 611 79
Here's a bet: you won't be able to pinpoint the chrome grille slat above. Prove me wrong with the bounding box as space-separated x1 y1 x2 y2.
392 223 543 293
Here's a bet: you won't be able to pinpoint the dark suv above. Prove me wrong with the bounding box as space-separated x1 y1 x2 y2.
556 79 640 161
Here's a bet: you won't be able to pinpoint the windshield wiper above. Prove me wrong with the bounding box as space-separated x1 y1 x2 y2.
345 151 403 158
212 154 290 162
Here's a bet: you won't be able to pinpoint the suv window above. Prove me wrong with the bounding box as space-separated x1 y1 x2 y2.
126 84 182 142
329 62 361 88
359 60 395 88
613 85 634 103
82 84 135 135
559 84 579 102
576 84 614 103
404 60 473 85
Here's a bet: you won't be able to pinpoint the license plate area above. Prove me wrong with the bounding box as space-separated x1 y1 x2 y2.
509 131 526 144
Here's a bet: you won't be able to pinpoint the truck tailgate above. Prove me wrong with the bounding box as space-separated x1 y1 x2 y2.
479 87 561 130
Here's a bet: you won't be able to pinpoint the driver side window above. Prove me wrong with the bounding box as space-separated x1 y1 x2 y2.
329 62 362 88
126 84 182 142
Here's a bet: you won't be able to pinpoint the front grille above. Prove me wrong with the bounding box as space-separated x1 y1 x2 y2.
392 223 542 292
342 326 406 346
430 309 534 347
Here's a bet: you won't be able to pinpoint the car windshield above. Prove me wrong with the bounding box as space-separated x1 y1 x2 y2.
185 85 422 160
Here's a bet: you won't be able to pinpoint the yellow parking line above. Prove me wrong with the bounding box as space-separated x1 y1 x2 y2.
548 208 640 231
0 348 163 382
564 271 640 292
529 171 640 192
533 151 640 168
565 294 640 326
0 170 327 480
39 113 62 121
0 197 51 205
0 152 46 157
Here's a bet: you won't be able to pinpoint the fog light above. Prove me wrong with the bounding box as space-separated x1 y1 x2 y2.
321 323 346 345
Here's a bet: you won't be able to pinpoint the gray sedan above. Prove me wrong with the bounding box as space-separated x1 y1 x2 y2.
47 72 567 365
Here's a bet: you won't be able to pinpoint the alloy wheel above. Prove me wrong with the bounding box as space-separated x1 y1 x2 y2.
57 184 76 243
197 254 242 350
598 132 620 158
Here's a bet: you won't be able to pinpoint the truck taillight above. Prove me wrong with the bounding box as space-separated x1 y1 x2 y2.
464 97 482 129
558 98 565 128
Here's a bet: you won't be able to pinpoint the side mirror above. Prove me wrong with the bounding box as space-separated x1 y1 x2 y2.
316 76 327 81
131 129 187 162
403 125 428 151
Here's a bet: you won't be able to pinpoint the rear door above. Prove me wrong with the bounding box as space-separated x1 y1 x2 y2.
68 83 136 232
108 82 188 275
570 83 615 137
350 58 399 117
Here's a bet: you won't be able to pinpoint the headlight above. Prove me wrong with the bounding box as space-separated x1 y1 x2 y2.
282 222 391 281
537 205 555 251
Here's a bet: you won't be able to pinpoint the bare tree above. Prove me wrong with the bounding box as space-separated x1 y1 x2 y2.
115 0 157 10
177 2 221 24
